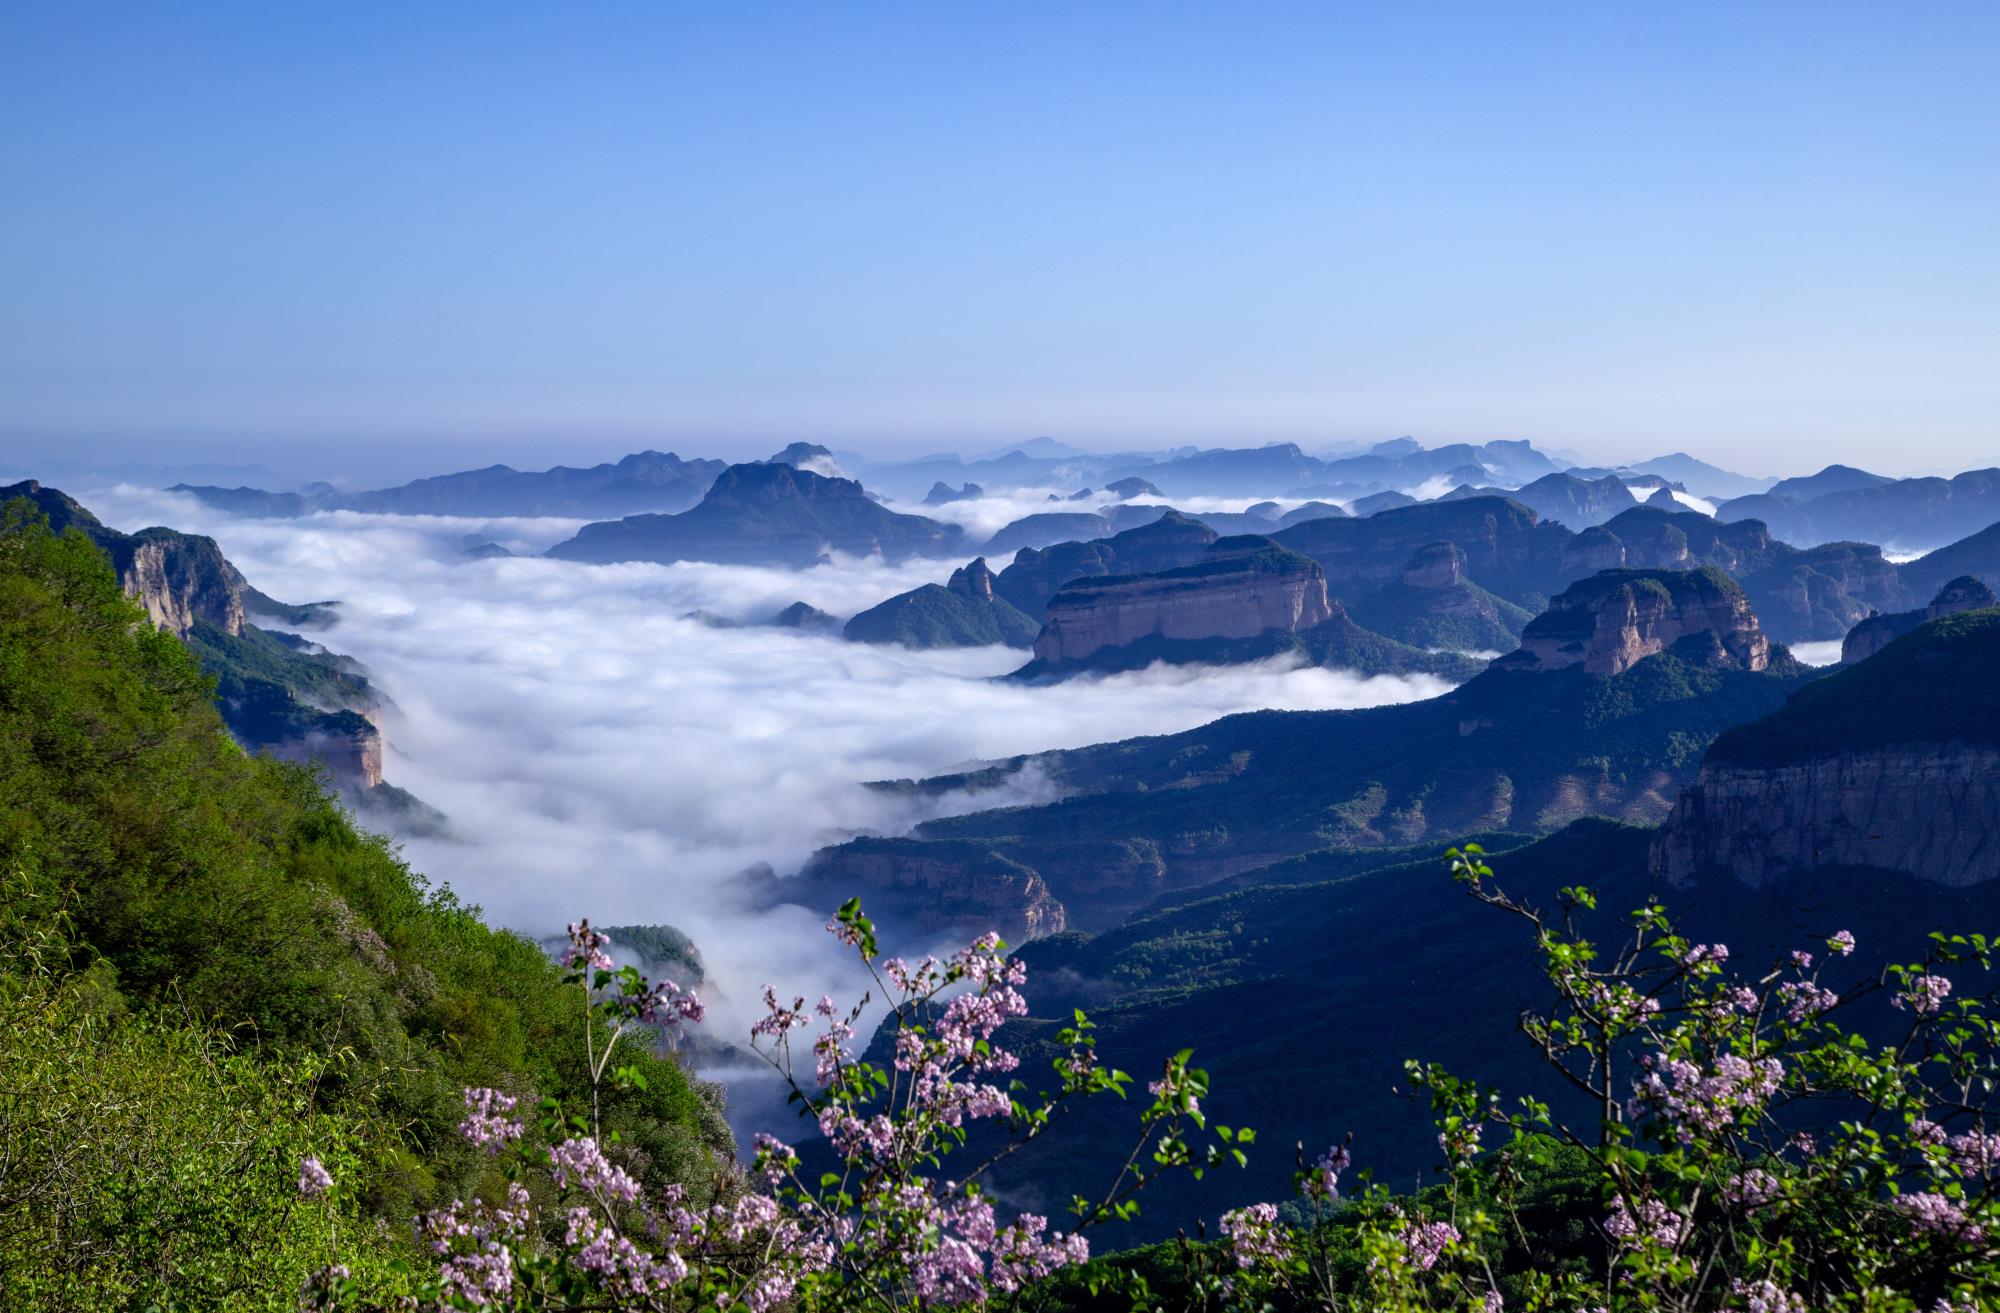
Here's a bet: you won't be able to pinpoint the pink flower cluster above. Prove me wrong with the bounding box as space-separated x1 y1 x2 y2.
1605 1197 1688 1250
549 1135 642 1205
1894 973 1953 1016
1396 1216 1461 1271
297 1156 332 1199
415 1182 534 1306
565 919 614 972
1221 1202 1290 1269
1732 1277 1808 1313
1775 980 1837 1024
1946 1129 2000 1178
1632 1051 1783 1141
1898 1191 1985 1244
1723 1167 1781 1212
1305 1143 1351 1202
458 1087 523 1154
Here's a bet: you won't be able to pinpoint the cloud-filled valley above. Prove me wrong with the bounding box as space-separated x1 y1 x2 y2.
82 485 1450 1032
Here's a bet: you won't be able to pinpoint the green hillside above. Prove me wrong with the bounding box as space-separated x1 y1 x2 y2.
0 509 730 1304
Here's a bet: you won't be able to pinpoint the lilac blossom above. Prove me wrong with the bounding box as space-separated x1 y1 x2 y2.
1894 973 1952 1016
1946 1130 2000 1178
1723 1167 1781 1212
458 1087 524 1154
1776 980 1837 1024
1220 1203 1290 1269
1605 1197 1688 1250
1898 1192 1985 1244
297 1156 332 1199
1732 1278 1808 1313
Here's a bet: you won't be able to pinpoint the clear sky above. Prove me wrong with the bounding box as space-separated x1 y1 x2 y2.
3 2 1996 479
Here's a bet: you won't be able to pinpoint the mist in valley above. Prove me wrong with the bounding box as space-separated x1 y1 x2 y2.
82 484 1452 1046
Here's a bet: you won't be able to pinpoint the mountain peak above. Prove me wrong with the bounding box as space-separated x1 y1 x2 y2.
1499 567 1771 676
948 557 998 601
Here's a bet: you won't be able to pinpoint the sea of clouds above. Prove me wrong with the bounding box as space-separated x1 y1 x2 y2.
81 485 1450 1038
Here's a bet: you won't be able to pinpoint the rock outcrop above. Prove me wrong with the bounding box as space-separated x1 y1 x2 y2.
1737 541 1905 641
114 530 249 639
843 557 1041 649
259 710 385 789
923 481 983 505
1030 539 1334 667
1496 567 1771 676
1654 746 2000 889
1 480 251 639
1840 576 1997 664
1656 610 2000 887
791 839 1068 943
1272 495 1573 610
994 511 1220 618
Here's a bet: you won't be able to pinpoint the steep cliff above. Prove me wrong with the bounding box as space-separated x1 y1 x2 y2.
0 481 248 639
1737 541 1905 641
1272 495 1572 610
1029 539 1334 667
1007 536 1477 681
1495 567 1771 676
789 838 1070 943
1656 609 2000 887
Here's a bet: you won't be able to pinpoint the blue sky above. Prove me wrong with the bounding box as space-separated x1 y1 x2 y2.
3 2 1996 477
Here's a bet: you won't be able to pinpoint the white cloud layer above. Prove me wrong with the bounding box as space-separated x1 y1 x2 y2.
81 485 1449 1036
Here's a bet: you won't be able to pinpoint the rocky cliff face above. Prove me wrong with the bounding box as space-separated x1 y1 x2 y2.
792 839 1068 943
948 557 999 601
0 481 249 639
1597 508 1783 574
1498 568 1771 676
1841 576 1997 663
113 531 248 639
1400 540 1464 590
1655 608 2000 889
1655 746 2000 888
1032 540 1333 666
1738 542 1906 641
261 713 386 791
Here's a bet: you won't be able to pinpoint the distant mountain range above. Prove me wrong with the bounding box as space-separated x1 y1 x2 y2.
1717 466 2000 551
543 461 966 567
174 450 726 519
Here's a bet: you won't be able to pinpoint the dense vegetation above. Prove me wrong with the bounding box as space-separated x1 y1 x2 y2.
1708 608 2000 765
0 507 732 1305
843 581 1041 649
